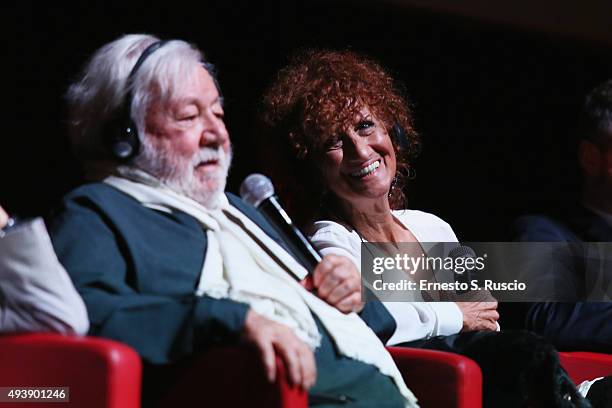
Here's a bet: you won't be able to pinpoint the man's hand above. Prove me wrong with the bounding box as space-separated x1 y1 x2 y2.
456 301 499 332
242 310 316 389
308 255 363 314
0 206 8 229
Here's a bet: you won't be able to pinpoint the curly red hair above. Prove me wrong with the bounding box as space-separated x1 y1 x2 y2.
260 50 420 227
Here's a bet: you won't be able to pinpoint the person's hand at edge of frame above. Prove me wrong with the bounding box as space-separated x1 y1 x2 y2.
0 206 8 229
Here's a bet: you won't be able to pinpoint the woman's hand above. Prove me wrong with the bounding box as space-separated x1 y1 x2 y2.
0 206 8 229
310 255 364 313
456 301 499 332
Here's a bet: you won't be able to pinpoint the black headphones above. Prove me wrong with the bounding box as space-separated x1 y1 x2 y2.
106 40 168 161
390 123 412 152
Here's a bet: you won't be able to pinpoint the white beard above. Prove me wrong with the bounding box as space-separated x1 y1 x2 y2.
134 138 232 209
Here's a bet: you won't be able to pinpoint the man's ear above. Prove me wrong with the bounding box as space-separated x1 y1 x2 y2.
578 139 602 176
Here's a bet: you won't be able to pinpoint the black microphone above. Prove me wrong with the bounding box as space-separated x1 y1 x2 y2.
448 245 478 294
240 174 322 273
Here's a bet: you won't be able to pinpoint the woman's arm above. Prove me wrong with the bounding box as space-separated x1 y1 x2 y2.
310 222 464 345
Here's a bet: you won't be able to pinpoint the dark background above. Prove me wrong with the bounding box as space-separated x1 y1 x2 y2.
5 1 612 240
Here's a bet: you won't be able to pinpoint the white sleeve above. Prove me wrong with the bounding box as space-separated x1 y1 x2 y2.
310 222 463 345
0 218 89 335
384 301 463 345
310 225 361 262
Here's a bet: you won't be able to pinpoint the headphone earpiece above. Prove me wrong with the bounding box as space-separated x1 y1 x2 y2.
391 123 411 151
391 122 421 161
107 40 168 162
110 125 140 160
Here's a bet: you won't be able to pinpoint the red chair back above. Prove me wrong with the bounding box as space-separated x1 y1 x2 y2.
0 333 141 408
388 346 483 408
560 351 612 385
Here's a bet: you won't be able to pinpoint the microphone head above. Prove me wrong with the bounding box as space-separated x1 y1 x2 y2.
448 245 476 259
240 173 275 208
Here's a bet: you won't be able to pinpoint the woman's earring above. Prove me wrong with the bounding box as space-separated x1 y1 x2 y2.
388 176 398 198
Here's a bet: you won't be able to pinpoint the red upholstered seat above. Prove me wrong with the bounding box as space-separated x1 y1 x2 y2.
0 333 485 408
560 351 612 385
388 346 483 408
0 333 141 408
7 334 611 408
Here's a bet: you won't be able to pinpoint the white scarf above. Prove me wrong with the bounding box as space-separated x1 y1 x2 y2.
104 169 417 407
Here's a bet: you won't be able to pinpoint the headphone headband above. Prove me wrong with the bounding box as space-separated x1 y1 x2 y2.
127 40 168 85
108 39 169 161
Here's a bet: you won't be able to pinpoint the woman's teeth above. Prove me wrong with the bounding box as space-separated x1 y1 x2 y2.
350 160 380 177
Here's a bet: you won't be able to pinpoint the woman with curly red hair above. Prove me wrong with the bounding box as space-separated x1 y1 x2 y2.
261 49 498 342
260 50 417 227
260 50 590 407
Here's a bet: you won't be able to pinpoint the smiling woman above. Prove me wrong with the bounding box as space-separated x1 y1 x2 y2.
259 50 496 344
259 50 591 407
260 50 420 229
319 107 397 206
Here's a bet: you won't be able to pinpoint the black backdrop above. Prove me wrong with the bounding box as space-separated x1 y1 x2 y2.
5 1 612 240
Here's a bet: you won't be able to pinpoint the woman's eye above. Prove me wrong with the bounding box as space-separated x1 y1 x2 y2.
355 120 374 132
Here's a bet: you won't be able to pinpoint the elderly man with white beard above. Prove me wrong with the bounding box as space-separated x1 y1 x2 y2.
48 34 416 407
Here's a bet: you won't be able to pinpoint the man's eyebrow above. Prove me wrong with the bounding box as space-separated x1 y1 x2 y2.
174 96 225 108
174 97 198 105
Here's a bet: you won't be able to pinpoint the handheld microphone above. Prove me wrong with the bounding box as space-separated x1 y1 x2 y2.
448 245 478 294
240 174 322 273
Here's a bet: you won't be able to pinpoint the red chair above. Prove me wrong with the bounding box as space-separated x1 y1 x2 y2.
388 346 483 408
560 351 612 385
0 334 303 408
157 346 485 408
0 333 486 408
153 346 307 408
0 333 141 408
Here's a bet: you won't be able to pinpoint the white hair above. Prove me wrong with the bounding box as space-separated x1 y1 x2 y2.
66 34 215 167
135 135 233 209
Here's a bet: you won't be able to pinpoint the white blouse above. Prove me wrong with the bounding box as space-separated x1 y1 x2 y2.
310 209 464 345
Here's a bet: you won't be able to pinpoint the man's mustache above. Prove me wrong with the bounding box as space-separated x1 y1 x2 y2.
190 147 230 169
